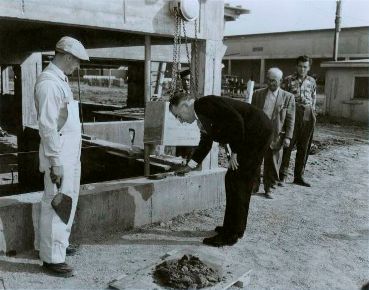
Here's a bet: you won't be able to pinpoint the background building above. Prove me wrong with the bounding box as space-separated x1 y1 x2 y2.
322 59 369 123
223 26 369 86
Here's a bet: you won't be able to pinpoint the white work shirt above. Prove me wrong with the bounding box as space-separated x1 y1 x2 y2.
34 62 73 167
263 88 279 119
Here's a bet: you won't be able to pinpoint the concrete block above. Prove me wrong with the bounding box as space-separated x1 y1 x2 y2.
144 101 200 146
0 200 35 255
83 121 144 148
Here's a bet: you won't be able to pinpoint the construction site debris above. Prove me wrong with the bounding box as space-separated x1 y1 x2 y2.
153 255 221 289
310 138 354 155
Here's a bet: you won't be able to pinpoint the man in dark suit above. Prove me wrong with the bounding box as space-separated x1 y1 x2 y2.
169 92 272 247
252 68 295 198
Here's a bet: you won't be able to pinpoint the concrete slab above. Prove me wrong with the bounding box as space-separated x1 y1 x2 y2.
0 169 226 255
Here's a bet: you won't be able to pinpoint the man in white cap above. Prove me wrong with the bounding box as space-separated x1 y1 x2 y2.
34 36 89 277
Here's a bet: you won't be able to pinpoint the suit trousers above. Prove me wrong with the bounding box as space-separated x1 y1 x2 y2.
280 106 316 180
222 132 272 236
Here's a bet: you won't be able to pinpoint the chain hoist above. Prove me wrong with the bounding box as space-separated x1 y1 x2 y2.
169 0 200 99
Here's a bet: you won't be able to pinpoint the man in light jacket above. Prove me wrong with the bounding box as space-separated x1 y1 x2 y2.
252 68 295 198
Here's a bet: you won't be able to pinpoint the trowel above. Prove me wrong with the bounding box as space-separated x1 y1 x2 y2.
147 171 186 180
51 183 72 225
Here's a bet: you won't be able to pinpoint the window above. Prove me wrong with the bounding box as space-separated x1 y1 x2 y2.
252 47 263 52
353 76 369 99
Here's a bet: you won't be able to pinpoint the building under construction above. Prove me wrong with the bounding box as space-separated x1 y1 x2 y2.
0 0 248 255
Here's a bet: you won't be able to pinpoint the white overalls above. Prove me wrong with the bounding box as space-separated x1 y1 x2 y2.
34 64 81 264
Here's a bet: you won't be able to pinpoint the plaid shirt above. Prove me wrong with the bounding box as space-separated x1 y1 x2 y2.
282 73 316 109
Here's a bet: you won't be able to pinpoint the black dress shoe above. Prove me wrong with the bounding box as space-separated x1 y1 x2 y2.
203 233 239 247
214 226 244 238
252 185 260 194
214 226 223 233
277 181 284 187
293 178 311 187
66 244 79 256
42 262 74 278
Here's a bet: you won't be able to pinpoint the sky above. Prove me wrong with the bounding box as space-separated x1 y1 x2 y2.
224 0 369 35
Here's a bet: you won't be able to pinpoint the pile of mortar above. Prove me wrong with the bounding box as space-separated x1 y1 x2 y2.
153 255 221 289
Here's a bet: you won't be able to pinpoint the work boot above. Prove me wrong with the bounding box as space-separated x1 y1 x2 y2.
66 244 79 256
293 178 311 187
203 233 238 247
42 262 74 278
214 226 243 238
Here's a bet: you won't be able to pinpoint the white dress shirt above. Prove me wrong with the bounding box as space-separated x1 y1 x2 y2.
263 88 279 119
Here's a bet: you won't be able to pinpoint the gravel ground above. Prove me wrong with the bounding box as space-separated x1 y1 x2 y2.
0 125 368 290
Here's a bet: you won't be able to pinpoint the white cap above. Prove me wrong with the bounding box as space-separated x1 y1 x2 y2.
55 36 89 61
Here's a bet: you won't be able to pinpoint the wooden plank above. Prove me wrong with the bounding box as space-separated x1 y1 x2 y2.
109 247 252 290
21 53 42 128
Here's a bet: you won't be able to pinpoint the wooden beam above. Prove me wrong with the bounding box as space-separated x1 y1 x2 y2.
0 0 211 39
144 35 151 104
144 35 151 177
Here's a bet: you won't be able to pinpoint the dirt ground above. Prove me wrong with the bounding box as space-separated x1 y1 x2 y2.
0 122 368 290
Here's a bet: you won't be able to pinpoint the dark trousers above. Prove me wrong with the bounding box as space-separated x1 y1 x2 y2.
255 146 283 191
222 131 272 235
280 106 316 179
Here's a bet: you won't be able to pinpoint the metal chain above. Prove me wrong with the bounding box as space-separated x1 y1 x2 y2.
170 8 199 99
182 19 195 99
170 8 180 98
194 19 199 98
177 14 183 92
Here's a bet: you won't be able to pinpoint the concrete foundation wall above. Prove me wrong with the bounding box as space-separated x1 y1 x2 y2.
0 169 226 254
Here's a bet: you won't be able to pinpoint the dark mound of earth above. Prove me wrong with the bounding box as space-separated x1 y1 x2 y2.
153 254 221 289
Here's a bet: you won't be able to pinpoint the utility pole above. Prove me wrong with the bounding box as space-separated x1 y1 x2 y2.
333 0 342 61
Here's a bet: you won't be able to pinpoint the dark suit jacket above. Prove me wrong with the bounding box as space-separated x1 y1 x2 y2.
252 88 295 150
191 96 272 164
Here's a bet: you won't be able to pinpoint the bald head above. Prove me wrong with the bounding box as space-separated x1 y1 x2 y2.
267 67 283 80
266 67 283 91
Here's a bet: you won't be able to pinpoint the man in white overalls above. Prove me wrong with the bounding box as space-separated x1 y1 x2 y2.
34 36 89 277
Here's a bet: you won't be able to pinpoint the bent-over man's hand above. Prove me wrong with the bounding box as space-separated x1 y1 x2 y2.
175 165 192 176
229 153 239 171
50 165 64 188
283 138 291 148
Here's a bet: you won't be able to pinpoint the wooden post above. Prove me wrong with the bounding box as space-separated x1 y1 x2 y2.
228 59 232 75
144 35 151 176
0 66 3 95
333 0 342 61
108 68 112 87
259 58 265 85
144 35 151 104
